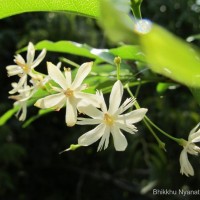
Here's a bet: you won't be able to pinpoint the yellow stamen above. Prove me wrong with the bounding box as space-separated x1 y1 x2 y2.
64 88 73 97
104 113 114 126
16 61 29 73
64 67 71 72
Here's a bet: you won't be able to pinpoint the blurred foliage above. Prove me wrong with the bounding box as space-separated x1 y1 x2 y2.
0 0 200 200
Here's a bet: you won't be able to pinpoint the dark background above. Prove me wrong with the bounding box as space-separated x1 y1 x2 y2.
0 0 200 199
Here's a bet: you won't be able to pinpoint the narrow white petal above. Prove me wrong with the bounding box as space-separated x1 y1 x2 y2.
14 54 25 65
47 62 67 90
108 80 123 114
96 90 107 113
77 105 103 119
187 144 199 155
77 118 101 125
189 123 200 137
117 108 147 124
116 122 137 134
64 68 72 88
27 42 35 65
179 149 194 176
71 62 92 89
97 126 110 151
19 103 27 121
9 75 27 94
66 98 77 127
6 65 23 76
116 97 136 115
74 83 88 91
31 49 46 69
34 93 65 109
190 130 200 143
6 65 21 71
78 124 105 147
111 126 127 151
75 92 99 108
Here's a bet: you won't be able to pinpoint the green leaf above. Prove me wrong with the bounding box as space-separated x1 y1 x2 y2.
138 23 200 88
0 106 19 126
110 45 145 62
99 0 200 88
0 0 100 19
23 40 144 64
99 0 138 43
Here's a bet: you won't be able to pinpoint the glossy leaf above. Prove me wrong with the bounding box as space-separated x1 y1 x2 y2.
20 40 144 64
99 0 138 43
138 23 200 88
0 0 100 19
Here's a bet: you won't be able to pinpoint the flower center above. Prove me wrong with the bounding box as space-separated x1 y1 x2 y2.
104 113 114 126
64 88 73 97
16 61 30 73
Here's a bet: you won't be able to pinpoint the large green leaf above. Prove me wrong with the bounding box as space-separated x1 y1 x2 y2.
138 23 200 88
99 0 138 43
100 0 200 88
0 0 100 19
21 40 145 63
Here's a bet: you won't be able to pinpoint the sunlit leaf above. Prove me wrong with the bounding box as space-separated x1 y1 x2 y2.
110 45 145 62
21 40 144 64
99 0 200 88
138 23 200 88
99 0 138 43
0 0 100 19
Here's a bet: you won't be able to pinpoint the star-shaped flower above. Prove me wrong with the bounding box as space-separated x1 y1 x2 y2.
179 123 200 176
34 61 98 126
77 80 148 151
6 42 46 94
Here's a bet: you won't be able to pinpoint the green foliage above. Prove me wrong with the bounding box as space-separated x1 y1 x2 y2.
100 0 200 89
139 24 200 88
1 0 200 199
0 0 100 19
99 0 137 44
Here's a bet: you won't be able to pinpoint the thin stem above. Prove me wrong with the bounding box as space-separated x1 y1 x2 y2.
59 57 80 68
126 83 165 148
114 56 121 80
144 116 183 144
134 79 141 98
143 117 166 150
125 83 183 145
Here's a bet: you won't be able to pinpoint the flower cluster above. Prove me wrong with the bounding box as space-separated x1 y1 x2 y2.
6 42 46 120
6 42 200 176
6 42 148 152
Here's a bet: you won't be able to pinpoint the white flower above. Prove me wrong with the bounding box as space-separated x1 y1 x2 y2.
34 61 98 127
9 83 35 121
30 62 62 89
77 80 148 151
6 42 46 94
179 123 200 176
